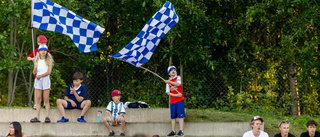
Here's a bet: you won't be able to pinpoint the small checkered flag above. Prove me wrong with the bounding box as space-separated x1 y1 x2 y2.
31 0 105 53
110 1 179 67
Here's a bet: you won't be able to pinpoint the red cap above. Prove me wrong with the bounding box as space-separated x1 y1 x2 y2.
37 35 47 43
111 90 123 97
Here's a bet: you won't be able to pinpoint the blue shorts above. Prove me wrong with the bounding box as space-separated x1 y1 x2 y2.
170 100 185 119
107 116 125 125
66 100 83 109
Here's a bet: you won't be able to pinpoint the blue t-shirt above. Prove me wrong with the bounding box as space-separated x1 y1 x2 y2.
64 84 86 103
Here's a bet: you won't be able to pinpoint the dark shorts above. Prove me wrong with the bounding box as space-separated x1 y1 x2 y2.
66 100 83 109
170 100 185 119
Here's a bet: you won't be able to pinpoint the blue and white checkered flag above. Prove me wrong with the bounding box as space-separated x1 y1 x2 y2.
32 0 105 53
111 1 179 67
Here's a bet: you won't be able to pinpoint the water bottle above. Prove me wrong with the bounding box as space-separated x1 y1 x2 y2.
97 111 102 123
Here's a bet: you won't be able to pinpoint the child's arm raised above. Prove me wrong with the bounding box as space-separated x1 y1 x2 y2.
70 87 84 102
164 80 181 87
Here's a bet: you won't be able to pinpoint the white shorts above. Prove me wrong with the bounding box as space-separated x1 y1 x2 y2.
34 75 51 90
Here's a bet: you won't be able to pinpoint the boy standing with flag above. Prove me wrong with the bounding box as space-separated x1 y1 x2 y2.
164 66 185 136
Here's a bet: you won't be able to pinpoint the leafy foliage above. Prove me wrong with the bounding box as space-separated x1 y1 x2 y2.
1 0 320 118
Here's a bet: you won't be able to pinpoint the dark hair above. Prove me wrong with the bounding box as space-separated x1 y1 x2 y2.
307 119 318 127
7 121 22 137
73 72 83 80
152 135 160 137
133 134 149 137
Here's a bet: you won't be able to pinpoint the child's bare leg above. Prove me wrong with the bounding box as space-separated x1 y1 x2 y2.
35 89 42 119
179 118 184 131
80 100 91 116
171 119 176 131
56 99 67 117
102 117 113 132
43 89 50 117
34 89 37 107
120 117 125 133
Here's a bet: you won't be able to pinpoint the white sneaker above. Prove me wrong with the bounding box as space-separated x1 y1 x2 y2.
33 105 36 110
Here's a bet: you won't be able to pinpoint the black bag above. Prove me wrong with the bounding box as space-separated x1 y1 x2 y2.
128 102 140 108
126 101 150 108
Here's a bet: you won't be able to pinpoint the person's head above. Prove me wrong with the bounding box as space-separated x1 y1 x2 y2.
279 121 290 136
307 120 318 136
38 44 49 57
152 135 160 137
73 72 84 86
8 121 22 137
37 35 47 45
133 134 150 137
111 90 123 104
250 116 263 132
167 66 177 77
35 44 54 67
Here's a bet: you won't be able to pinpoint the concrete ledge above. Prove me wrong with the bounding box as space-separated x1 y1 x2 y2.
0 108 170 123
0 122 252 137
0 108 259 136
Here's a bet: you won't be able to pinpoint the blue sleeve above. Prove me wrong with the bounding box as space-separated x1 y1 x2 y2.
64 85 71 97
79 86 86 98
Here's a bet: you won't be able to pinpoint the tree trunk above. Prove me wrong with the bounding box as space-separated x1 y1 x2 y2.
287 62 300 116
21 68 34 107
7 0 16 106
276 66 287 108
168 36 175 66
7 70 14 106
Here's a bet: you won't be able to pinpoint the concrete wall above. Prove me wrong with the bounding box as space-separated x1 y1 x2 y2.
0 108 170 122
0 108 256 137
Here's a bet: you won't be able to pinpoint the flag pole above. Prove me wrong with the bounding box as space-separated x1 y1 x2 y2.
139 66 181 94
139 66 165 81
31 0 35 61
109 56 181 94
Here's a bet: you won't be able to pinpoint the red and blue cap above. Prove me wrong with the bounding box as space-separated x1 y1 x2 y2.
167 66 177 74
251 116 264 122
38 44 48 51
111 90 123 97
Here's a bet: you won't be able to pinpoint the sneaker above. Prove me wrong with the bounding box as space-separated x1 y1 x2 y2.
30 117 40 123
167 131 176 136
57 117 69 123
177 130 184 136
120 133 125 136
77 117 86 122
45 117 51 123
43 105 46 109
108 131 115 136
33 105 36 110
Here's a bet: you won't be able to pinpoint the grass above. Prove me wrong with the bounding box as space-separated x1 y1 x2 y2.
185 108 320 137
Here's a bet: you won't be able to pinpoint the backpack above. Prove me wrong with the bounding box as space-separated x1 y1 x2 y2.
124 101 150 108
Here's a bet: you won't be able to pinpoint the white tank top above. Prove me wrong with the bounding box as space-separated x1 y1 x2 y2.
37 59 48 75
